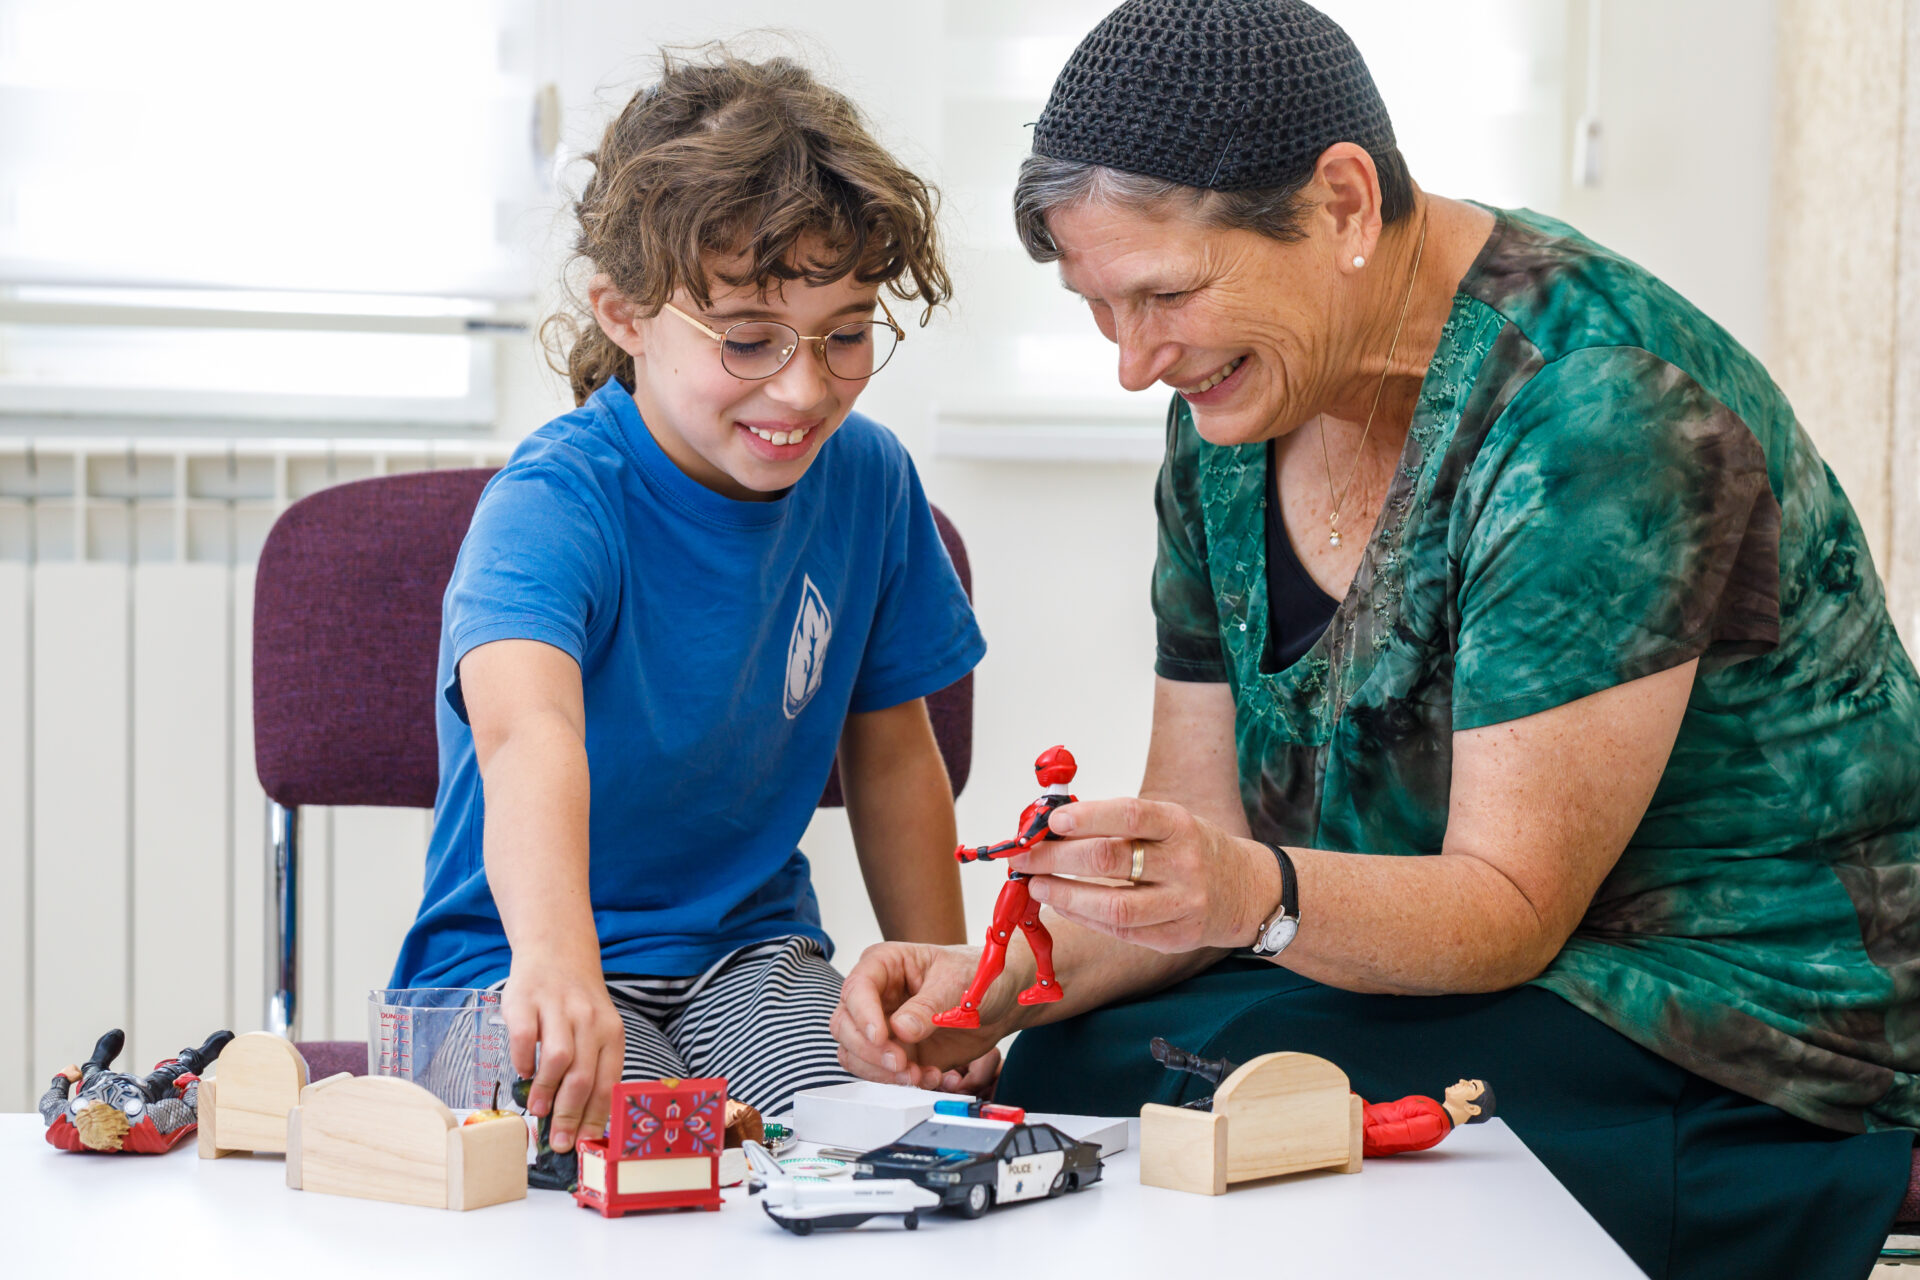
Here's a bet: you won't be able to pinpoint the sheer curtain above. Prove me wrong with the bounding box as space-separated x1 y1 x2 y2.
0 0 549 426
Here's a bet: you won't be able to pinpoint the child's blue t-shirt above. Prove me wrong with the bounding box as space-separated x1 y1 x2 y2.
390 381 987 989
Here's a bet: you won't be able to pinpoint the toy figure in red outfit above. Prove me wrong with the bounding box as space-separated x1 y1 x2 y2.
1359 1078 1496 1156
1150 1039 1496 1157
40 1028 233 1154
931 745 1078 1029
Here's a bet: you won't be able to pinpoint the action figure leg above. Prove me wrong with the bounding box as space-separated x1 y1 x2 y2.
932 879 1031 1029
1014 908 1063 1006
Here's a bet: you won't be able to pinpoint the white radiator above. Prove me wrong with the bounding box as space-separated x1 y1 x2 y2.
0 437 510 1112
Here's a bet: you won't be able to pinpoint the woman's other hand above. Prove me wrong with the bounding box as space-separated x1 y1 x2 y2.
1010 798 1277 953
830 942 1004 1094
503 956 624 1153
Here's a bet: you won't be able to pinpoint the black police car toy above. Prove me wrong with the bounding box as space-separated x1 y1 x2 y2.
852 1100 1104 1218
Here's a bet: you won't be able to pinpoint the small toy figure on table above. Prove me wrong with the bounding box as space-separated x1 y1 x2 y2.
1149 1036 1238 1109
725 1098 765 1148
761 1121 796 1156
574 1077 727 1217
40 1028 233 1154
1358 1078 1496 1155
464 1081 516 1126
512 1075 579 1192
933 745 1077 1028
1150 1037 1496 1156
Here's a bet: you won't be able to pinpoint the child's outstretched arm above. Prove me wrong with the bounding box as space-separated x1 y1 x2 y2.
462 639 624 1153
838 698 968 944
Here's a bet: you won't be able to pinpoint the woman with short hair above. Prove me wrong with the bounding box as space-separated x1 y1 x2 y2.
831 2 1920 1274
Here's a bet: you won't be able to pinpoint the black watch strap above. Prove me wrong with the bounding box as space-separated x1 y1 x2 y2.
1266 842 1299 921
1249 842 1300 955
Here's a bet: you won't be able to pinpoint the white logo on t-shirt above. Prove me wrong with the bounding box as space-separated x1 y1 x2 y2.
783 574 833 719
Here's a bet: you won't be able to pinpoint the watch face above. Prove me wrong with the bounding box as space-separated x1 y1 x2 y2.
1262 917 1298 954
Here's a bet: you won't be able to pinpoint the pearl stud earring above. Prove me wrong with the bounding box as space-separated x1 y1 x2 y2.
1352 255 1366 269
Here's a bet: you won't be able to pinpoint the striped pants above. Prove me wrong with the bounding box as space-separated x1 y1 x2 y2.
603 935 853 1116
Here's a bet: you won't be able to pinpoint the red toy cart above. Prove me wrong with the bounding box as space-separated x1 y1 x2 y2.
575 1077 727 1217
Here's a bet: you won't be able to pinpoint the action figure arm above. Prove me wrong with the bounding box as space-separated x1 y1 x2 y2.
147 1093 197 1137
958 803 1060 862
1361 1095 1454 1156
37 1066 79 1126
956 837 1021 863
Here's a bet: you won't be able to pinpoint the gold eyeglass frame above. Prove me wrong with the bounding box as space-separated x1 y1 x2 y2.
658 295 905 381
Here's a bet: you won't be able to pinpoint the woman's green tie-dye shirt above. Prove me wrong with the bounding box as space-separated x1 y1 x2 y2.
1152 207 1920 1134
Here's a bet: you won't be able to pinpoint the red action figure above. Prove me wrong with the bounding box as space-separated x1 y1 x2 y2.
1358 1078 1496 1156
931 746 1078 1029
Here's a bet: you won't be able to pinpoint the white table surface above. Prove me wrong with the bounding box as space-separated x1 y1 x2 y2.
2 1114 1643 1278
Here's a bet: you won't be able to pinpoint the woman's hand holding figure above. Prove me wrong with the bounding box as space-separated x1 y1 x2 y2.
830 942 1004 1093
1011 799 1279 953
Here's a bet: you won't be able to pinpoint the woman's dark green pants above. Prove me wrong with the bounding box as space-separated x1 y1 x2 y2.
996 961 1910 1280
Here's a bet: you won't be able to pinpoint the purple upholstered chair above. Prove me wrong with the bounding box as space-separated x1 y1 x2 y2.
253 467 975 1068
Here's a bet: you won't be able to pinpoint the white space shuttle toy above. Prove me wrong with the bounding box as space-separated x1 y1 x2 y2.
743 1139 941 1234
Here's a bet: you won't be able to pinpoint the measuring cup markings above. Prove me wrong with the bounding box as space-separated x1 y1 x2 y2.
368 989 512 1112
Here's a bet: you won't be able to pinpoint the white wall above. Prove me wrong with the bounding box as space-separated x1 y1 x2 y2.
1556 0 1777 360
494 0 1780 968
1770 0 1907 584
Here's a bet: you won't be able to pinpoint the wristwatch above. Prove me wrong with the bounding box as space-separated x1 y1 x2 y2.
1249 842 1300 957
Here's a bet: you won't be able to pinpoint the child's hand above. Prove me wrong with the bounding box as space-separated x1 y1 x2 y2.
830 942 1005 1095
503 958 624 1153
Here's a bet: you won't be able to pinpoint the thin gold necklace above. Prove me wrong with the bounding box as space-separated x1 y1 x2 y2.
1321 211 1429 549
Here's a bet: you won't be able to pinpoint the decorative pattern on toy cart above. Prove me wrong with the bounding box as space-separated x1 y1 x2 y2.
576 1078 727 1216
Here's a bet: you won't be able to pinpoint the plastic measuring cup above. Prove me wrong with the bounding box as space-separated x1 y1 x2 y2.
367 988 512 1112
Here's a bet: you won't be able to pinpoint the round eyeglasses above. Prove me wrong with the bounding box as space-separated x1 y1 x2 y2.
659 296 903 381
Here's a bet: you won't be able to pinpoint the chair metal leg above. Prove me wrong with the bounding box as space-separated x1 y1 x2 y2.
267 801 301 1039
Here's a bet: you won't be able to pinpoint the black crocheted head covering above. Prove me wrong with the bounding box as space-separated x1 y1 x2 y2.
1032 0 1396 192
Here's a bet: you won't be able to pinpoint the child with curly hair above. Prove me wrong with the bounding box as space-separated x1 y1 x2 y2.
391 48 984 1154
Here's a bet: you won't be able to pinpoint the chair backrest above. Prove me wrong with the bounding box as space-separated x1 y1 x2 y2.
253 468 973 808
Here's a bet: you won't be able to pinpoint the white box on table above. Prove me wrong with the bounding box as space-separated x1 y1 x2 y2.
1029 1112 1132 1157
790 1081 1134 1156
790 1081 950 1150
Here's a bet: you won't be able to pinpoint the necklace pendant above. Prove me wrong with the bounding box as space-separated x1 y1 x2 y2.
1329 530 1342 547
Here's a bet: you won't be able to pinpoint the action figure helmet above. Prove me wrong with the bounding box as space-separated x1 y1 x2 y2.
1033 745 1077 786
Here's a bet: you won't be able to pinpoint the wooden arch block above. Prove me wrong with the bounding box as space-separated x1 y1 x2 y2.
198 1032 311 1159
1140 1051 1363 1195
286 1074 526 1211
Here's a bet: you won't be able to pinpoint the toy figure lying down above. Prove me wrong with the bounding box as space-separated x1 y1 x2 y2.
40 1028 234 1154
1149 1037 1496 1156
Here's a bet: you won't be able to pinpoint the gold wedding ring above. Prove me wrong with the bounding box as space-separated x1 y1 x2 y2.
1129 842 1146 884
